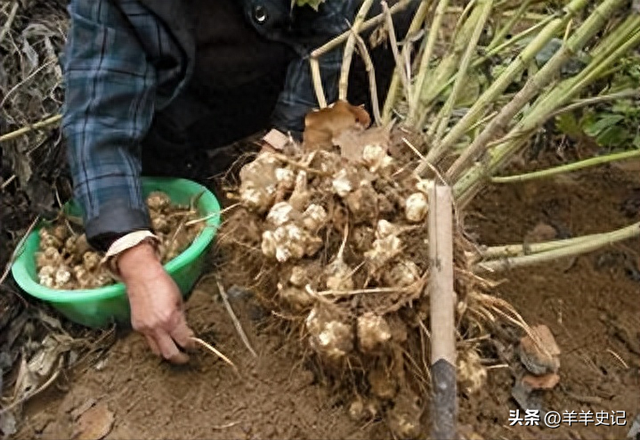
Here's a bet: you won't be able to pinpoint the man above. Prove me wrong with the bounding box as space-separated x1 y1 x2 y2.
62 0 414 364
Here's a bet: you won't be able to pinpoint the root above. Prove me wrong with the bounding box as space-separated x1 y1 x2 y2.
190 337 238 373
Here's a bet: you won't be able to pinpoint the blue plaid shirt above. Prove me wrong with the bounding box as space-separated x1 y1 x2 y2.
62 0 358 250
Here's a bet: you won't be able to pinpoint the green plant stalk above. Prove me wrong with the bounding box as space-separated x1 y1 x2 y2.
534 14 640 106
425 3 489 138
563 30 640 100
406 0 450 127
474 234 596 261
422 4 493 138
487 0 533 51
433 0 493 143
382 0 410 106
311 0 415 59
475 222 640 272
522 17 640 135
445 0 626 182
592 65 626 83
453 18 640 205
415 15 556 130
548 89 639 119
419 0 590 171
588 14 637 60
418 54 462 133
449 0 477 44
485 14 556 59
338 0 375 101
382 0 432 124
447 3 549 21
491 149 640 184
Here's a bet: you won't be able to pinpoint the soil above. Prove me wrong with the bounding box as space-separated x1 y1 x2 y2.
12 158 640 440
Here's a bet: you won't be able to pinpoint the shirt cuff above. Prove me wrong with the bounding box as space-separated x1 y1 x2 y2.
84 198 152 252
102 230 161 277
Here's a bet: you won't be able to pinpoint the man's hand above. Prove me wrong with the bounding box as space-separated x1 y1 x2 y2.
118 242 195 364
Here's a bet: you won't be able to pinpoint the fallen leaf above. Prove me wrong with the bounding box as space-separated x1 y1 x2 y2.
521 372 560 390
73 402 114 440
303 100 371 151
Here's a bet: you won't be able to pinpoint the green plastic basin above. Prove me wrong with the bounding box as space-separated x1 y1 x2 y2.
11 177 221 329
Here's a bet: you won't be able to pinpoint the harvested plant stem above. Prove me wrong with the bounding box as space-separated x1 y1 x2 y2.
418 0 590 170
190 337 238 372
491 149 640 184
487 0 532 51
475 222 640 271
382 0 431 122
310 58 327 108
433 0 493 143
406 0 450 126
352 30 382 125
0 114 62 143
310 0 415 59
549 90 639 118
415 14 556 126
446 0 627 182
382 1 410 104
453 11 640 206
338 0 375 101
216 279 258 358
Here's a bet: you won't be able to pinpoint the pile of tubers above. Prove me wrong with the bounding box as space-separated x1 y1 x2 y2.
35 191 205 290
220 131 478 439
217 103 528 439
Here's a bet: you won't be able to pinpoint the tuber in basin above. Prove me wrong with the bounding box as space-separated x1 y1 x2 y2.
11 177 221 329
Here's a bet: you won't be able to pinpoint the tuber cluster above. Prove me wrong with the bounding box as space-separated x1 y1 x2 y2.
218 111 523 439
35 191 205 290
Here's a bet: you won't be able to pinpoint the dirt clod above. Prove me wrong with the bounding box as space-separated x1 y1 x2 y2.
518 325 561 375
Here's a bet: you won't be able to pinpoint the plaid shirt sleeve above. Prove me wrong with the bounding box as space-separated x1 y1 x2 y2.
270 0 360 136
62 0 186 251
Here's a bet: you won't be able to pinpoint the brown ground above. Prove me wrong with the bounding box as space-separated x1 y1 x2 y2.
13 160 640 440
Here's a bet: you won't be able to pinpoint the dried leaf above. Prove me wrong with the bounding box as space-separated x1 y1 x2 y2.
20 38 39 73
302 100 371 151
11 334 71 404
73 402 115 440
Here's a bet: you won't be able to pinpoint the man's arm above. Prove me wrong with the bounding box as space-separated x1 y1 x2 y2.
63 0 155 250
62 0 194 362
